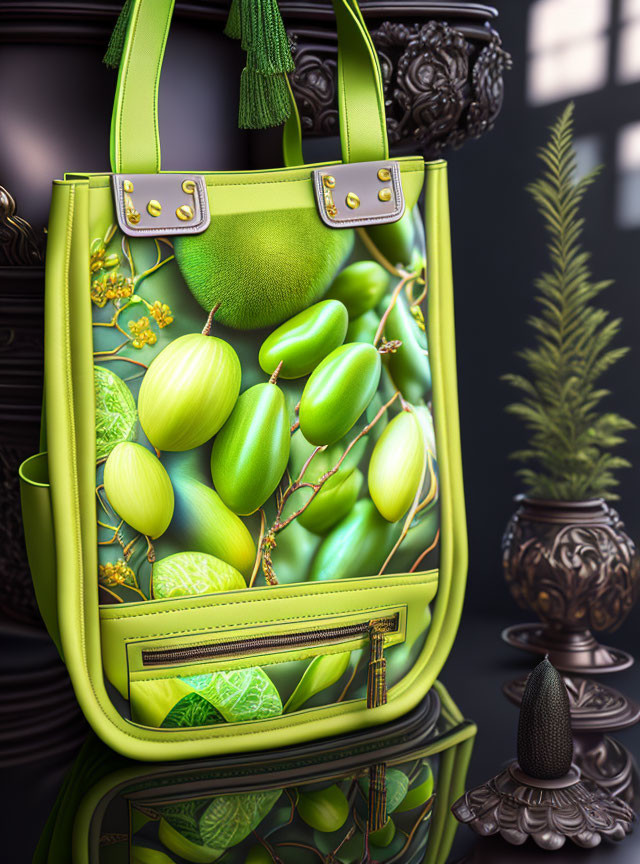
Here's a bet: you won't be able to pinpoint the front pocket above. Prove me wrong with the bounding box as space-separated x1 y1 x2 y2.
100 569 437 733
126 609 405 728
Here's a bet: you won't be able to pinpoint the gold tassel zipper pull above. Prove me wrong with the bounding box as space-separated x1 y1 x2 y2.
367 618 393 709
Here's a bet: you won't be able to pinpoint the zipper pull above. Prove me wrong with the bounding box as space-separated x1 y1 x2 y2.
367 618 392 710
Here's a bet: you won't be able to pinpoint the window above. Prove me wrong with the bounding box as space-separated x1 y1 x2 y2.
527 0 611 105
617 122 640 227
617 0 640 83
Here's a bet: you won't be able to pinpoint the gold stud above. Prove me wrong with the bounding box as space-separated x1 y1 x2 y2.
123 180 134 193
126 209 141 225
323 175 336 189
176 204 194 221
346 192 360 210
378 188 392 202
147 199 162 217
377 168 392 182
182 179 196 194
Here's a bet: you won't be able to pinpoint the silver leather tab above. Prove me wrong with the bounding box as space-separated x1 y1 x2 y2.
312 160 405 229
111 174 210 237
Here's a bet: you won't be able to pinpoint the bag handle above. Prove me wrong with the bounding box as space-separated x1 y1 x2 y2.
110 0 388 174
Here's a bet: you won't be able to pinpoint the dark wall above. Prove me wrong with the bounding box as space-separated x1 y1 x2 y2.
449 0 640 626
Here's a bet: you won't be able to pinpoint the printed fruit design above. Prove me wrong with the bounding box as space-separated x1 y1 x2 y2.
171 476 256 578
345 309 378 343
158 819 221 864
131 845 176 864
182 668 282 722
326 260 390 319
364 207 420 269
152 551 245 599
138 311 241 451
299 343 381 445
297 784 349 832
258 300 348 379
383 294 431 404
299 468 363 535
284 651 351 713
245 845 273 863
104 442 174 538
368 410 426 522
310 499 400 581
210 373 290 515
173 210 354 329
395 762 434 812
94 365 137 459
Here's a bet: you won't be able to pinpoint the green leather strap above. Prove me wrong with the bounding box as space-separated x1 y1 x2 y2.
110 0 388 173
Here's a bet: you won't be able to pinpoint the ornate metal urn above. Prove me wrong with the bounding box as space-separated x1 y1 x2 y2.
502 497 640 673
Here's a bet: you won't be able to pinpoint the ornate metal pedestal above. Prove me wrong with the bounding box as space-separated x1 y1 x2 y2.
454 659 635 851
504 675 640 806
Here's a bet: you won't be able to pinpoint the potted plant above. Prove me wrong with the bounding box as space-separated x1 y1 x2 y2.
501 103 640 672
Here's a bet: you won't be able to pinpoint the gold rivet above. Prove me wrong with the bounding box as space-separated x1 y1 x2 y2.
127 210 141 225
323 175 336 189
182 179 196 194
123 180 134 193
346 192 360 210
147 199 162 217
378 168 392 182
176 204 194 221
378 188 393 202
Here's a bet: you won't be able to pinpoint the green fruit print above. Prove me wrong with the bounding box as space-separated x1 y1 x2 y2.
138 322 241 451
182 667 282 722
364 208 420 269
258 300 348 379
131 846 177 864
412 403 437 456
383 294 431 404
297 784 349 832
284 650 351 713
326 260 390 319
299 343 381 445
152 551 245 599
309 499 400 582
298 468 364 535
173 210 354 329
158 819 221 864
346 309 378 343
104 442 174 538
368 411 426 522
210 380 290 515
369 817 396 848
394 762 434 812
171 476 256 578
245 844 274 863
198 789 281 851
94 365 137 459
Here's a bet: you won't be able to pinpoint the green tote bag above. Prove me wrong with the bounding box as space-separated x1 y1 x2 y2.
19 0 467 764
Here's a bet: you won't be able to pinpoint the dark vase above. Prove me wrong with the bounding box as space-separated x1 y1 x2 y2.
502 497 640 672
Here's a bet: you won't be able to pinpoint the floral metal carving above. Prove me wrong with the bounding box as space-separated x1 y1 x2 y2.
0 185 44 266
453 765 635 849
503 501 640 635
287 19 511 155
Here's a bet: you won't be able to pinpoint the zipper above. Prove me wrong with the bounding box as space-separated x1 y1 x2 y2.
141 615 398 669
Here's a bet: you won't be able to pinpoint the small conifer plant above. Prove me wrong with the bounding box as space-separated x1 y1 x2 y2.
504 103 633 501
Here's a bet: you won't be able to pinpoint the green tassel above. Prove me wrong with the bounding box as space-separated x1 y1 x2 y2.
103 0 133 69
225 0 294 129
238 68 291 130
224 0 243 41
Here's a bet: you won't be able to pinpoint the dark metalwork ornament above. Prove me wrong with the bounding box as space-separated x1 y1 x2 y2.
502 498 640 672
